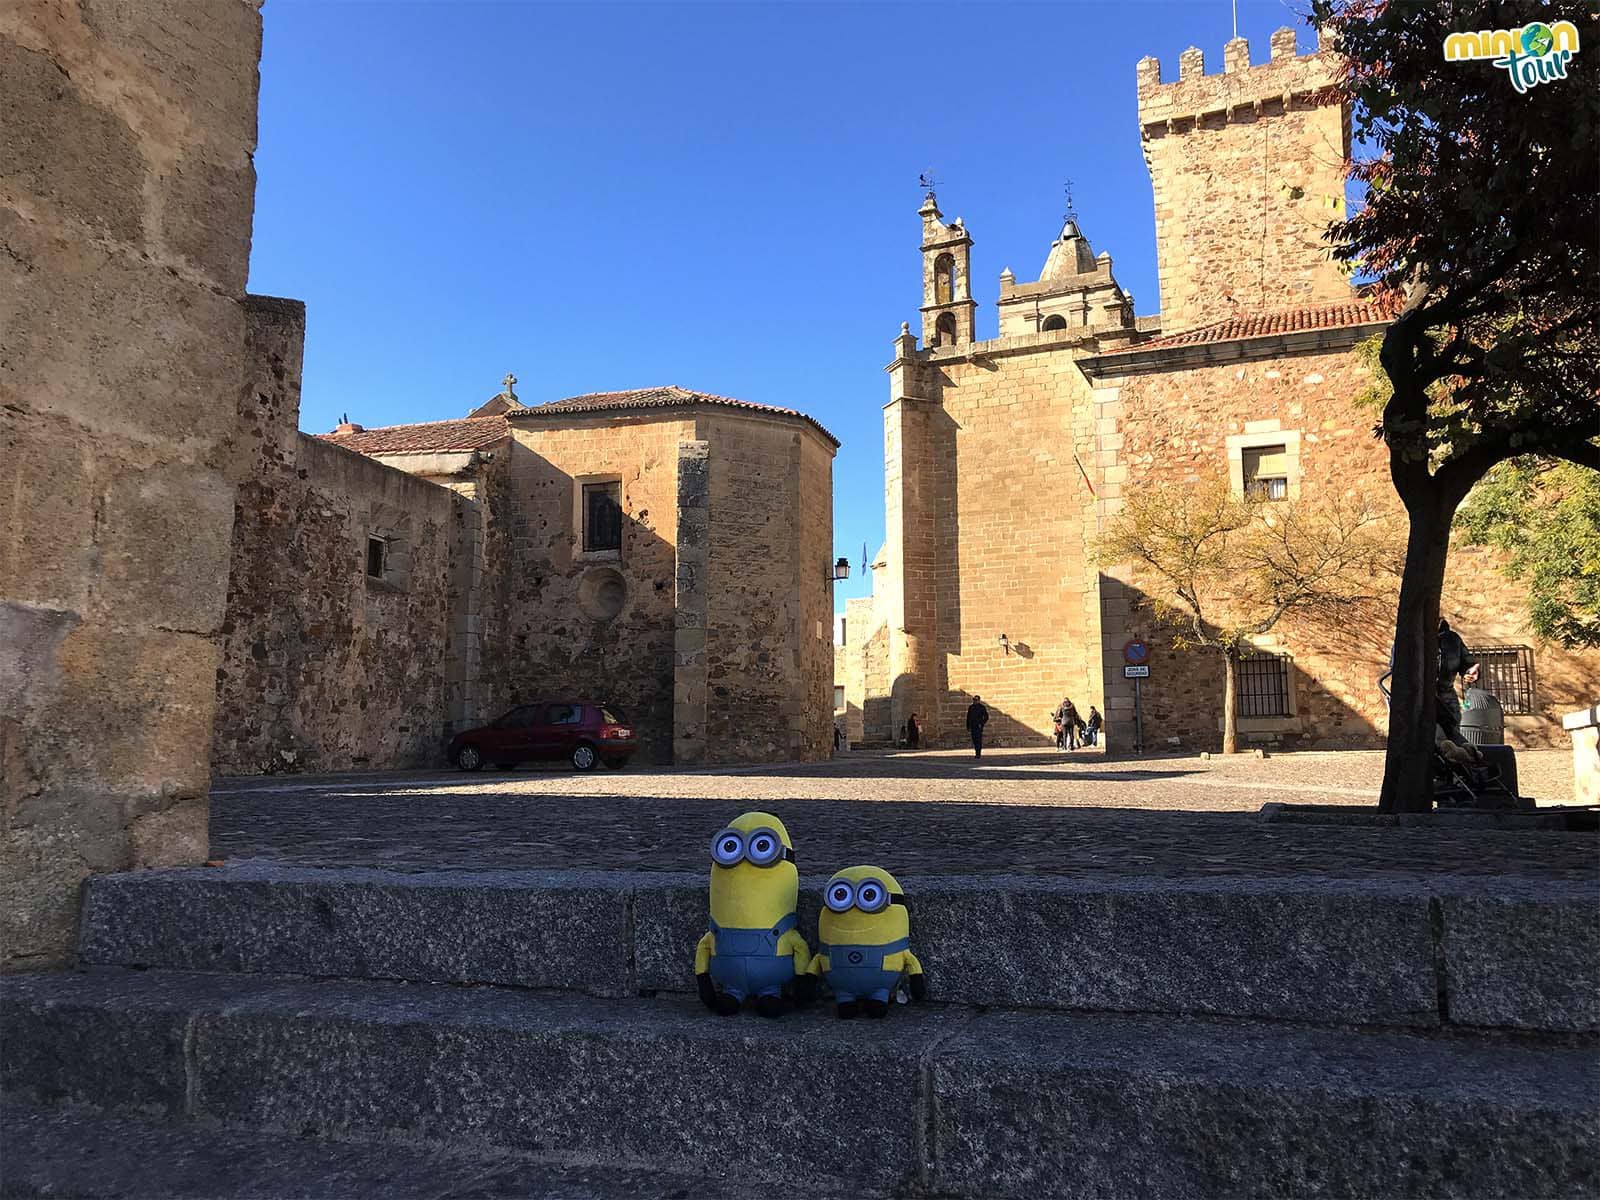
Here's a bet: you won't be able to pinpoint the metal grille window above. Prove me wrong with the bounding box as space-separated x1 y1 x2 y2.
1235 651 1293 717
1466 646 1535 714
582 481 622 553
1242 445 1289 500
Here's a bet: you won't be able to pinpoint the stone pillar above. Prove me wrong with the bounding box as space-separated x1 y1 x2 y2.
673 441 711 764
1 0 265 968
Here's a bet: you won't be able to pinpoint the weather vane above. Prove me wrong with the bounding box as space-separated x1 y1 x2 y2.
1064 179 1078 224
919 169 941 195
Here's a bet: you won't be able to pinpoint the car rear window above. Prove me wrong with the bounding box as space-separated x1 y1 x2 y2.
546 703 582 725
600 706 626 725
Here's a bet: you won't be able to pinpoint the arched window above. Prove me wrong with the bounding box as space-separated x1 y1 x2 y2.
935 312 959 346
934 254 955 305
1041 314 1068 332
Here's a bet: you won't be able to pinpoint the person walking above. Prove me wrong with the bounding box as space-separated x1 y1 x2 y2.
966 696 989 759
1085 706 1103 747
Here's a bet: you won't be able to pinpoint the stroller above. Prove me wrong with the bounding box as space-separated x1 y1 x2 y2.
1377 665 1527 810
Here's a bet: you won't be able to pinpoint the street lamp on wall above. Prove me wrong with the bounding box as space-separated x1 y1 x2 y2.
998 632 1011 655
831 558 851 583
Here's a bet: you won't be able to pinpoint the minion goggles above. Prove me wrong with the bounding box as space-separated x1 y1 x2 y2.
823 877 909 914
710 827 796 868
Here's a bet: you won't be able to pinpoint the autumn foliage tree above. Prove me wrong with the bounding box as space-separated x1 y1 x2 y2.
1098 476 1396 754
1311 0 1600 811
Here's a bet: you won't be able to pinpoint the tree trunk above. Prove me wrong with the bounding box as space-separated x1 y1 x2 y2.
1378 497 1456 813
1222 648 1238 754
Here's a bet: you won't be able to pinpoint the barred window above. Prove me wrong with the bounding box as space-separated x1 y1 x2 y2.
1235 650 1293 717
582 481 622 553
1466 646 1535 714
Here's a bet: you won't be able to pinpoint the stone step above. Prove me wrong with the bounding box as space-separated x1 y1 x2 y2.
1 1097 769 1199
78 864 1600 1032
4 969 1595 1199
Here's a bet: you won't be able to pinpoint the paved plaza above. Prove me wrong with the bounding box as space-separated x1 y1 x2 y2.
212 748 1593 883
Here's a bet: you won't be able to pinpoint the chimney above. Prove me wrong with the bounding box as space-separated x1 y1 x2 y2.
333 412 364 435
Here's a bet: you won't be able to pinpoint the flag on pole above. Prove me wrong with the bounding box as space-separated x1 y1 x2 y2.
861 541 868 573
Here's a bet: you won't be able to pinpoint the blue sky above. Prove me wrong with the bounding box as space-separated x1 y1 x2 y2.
247 0 1319 613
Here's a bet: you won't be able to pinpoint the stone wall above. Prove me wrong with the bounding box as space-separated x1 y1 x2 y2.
1136 30 1352 331
1093 339 1599 751
889 333 1107 748
701 413 834 763
1 0 264 967
486 417 693 765
216 412 472 773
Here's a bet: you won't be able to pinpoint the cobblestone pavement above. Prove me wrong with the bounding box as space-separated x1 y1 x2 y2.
213 749 1596 883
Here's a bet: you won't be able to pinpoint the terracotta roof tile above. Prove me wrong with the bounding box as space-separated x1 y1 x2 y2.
320 415 510 455
516 385 838 446
1132 301 1393 351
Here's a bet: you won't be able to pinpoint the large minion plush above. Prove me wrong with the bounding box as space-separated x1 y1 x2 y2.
808 865 926 1019
694 812 812 1018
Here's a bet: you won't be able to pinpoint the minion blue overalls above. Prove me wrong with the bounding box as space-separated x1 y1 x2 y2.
821 937 910 1005
708 914 800 1002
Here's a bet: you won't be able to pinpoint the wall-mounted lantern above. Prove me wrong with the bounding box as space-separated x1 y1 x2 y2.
998 632 1011 655
831 558 851 583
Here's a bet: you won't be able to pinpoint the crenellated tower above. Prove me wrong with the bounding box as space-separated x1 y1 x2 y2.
918 191 976 347
1136 27 1352 333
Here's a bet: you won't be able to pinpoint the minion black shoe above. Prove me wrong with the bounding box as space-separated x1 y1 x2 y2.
862 998 889 1019
836 1000 861 1019
713 993 741 1017
754 994 784 1019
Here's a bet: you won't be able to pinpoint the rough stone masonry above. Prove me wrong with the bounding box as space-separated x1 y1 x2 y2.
1 0 266 968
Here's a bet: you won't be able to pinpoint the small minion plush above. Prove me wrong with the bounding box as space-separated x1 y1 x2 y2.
694 812 812 1018
808 865 926 1018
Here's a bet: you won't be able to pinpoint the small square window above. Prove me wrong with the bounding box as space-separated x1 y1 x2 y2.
366 536 386 579
583 481 622 553
833 685 845 711
1242 445 1289 501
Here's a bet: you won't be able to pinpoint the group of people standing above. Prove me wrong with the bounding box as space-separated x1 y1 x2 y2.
1052 697 1101 751
839 696 1105 759
957 694 1102 759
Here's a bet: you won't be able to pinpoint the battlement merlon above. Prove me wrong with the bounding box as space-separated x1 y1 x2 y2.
1136 27 1342 129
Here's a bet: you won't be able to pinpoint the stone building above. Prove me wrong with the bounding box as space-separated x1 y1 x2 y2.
841 28 1597 752
214 335 840 772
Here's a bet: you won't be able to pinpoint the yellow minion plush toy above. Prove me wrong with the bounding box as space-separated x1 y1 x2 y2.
809 865 926 1018
694 812 812 1018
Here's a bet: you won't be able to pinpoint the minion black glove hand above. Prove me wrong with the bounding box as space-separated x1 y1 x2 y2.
696 972 718 1010
908 973 928 1002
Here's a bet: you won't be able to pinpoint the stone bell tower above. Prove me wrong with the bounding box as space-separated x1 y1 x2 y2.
919 191 976 347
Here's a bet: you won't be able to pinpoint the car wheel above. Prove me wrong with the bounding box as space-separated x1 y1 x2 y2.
571 743 598 771
604 758 626 770
455 745 483 772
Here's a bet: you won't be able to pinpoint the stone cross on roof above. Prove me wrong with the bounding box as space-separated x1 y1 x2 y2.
502 373 517 399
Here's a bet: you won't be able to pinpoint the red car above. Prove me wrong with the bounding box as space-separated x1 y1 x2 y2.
449 701 636 772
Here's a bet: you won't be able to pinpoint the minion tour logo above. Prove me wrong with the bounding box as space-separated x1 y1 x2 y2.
1444 20 1581 93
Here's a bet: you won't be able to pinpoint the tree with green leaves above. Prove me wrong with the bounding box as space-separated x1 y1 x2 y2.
1457 459 1600 648
1098 475 1395 755
1311 0 1600 812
